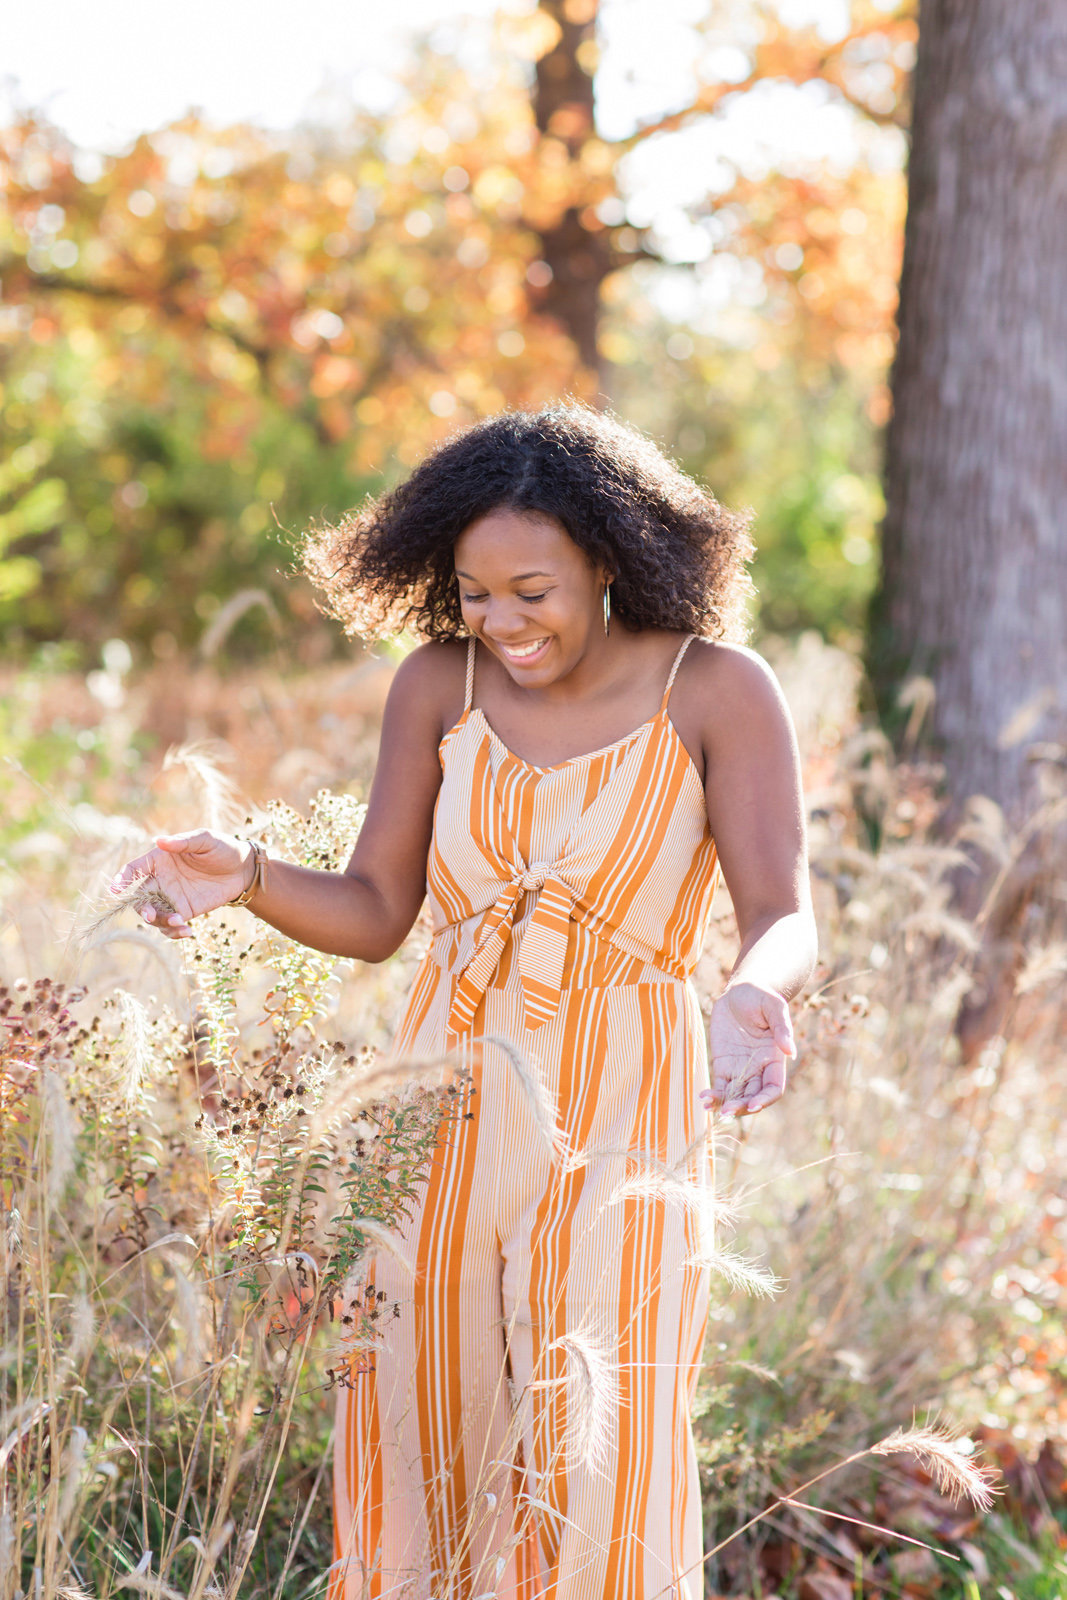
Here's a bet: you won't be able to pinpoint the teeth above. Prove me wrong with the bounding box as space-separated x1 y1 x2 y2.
503 638 548 659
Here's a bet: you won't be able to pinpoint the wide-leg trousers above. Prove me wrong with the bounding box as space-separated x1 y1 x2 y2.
330 972 712 1600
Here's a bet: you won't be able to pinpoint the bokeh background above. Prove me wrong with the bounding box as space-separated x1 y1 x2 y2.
3 0 905 659
3 3 1066 1598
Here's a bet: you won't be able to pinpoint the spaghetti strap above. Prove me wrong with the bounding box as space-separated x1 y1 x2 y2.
661 634 695 710
463 635 477 712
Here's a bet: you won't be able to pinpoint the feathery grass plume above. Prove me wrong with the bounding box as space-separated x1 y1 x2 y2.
113 1577 188 1599
899 910 980 952
57 1425 89 1527
551 1327 619 1472
162 739 245 832
696 1245 782 1299
199 588 279 659
871 1422 999 1511
883 841 973 877
955 794 1011 864
168 1258 208 1382
484 1034 567 1158
724 1359 782 1386
0 1510 12 1583
341 1218 413 1277
0 1401 51 1474
258 1248 322 1336
606 1140 737 1225
1014 940 1067 995
83 875 180 940
178 1517 235 1572
599 1140 778 1297
896 673 936 747
80 927 186 1001
64 1289 97 1370
42 1068 77 1206
116 987 153 1107
306 1054 457 1139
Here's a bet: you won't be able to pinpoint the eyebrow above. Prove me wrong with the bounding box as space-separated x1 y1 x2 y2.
454 570 553 582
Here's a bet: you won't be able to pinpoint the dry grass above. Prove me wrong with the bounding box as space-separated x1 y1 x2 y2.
1 635 1065 1598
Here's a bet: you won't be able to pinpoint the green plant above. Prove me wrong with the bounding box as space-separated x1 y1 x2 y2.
1 790 463 1599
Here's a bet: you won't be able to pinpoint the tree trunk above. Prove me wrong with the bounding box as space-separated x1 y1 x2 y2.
532 0 612 380
871 0 1067 817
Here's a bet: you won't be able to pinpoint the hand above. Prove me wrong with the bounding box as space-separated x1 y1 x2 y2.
702 981 796 1117
109 830 254 938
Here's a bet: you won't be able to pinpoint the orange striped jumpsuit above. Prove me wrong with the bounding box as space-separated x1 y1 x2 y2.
332 634 721 1600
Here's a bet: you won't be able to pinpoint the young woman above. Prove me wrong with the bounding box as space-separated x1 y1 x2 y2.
114 406 816 1600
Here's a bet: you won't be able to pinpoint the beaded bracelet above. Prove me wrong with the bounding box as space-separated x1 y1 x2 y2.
229 840 269 907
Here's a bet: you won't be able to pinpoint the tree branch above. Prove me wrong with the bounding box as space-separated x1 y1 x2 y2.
618 16 911 150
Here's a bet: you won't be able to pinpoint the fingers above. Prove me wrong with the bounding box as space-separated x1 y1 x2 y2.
133 902 193 940
712 1061 733 1106
759 990 796 1060
108 851 195 938
706 986 798 1117
109 852 158 893
703 1054 789 1118
742 1083 784 1114
110 833 212 890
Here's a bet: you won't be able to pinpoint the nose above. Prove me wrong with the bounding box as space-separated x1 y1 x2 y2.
482 600 535 640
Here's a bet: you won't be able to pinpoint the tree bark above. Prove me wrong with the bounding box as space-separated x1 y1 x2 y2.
532 0 612 380
871 0 1067 817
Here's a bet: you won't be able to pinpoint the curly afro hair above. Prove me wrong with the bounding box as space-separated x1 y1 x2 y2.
302 404 754 642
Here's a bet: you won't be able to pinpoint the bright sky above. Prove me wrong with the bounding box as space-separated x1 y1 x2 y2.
2 0 499 151
2 0 902 322
4 0 866 151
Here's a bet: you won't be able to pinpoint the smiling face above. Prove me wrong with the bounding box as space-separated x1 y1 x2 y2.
453 507 609 686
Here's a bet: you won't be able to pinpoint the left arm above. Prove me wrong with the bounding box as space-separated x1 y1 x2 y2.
694 644 818 1116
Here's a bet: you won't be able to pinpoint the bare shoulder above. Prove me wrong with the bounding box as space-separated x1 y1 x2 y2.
384 638 469 743
682 639 788 713
674 639 796 762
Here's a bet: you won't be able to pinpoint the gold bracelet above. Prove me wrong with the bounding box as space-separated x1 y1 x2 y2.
229 840 269 907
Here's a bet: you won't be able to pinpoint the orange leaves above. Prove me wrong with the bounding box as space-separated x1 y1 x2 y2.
752 3 916 129
310 354 364 401
724 159 906 389
0 80 586 465
503 7 563 64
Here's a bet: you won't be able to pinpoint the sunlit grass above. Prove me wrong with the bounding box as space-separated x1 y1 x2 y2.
2 637 1065 1597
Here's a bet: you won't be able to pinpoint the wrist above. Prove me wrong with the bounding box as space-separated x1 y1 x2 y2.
720 977 786 1001
229 840 269 907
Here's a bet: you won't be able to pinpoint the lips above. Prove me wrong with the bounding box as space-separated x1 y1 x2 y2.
497 636 550 664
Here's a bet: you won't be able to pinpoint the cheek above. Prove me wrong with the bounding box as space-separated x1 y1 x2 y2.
552 594 596 635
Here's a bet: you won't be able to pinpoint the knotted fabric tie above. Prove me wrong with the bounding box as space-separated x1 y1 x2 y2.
447 861 575 1034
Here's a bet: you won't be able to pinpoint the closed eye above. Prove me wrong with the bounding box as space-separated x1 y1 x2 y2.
517 591 547 603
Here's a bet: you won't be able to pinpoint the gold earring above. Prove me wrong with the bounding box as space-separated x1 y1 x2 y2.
603 582 612 636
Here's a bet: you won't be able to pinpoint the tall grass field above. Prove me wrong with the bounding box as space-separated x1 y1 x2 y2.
2 635 1063 1599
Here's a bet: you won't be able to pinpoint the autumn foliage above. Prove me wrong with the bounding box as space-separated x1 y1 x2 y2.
0 1 915 654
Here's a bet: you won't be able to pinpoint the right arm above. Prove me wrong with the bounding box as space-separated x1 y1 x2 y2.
111 643 462 962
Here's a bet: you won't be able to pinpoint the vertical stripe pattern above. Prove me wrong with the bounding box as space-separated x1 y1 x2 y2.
332 636 720 1600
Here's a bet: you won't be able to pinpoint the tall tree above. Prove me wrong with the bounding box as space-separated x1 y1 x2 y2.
872 0 1067 816
524 0 913 392
1 3 913 650
531 0 611 377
